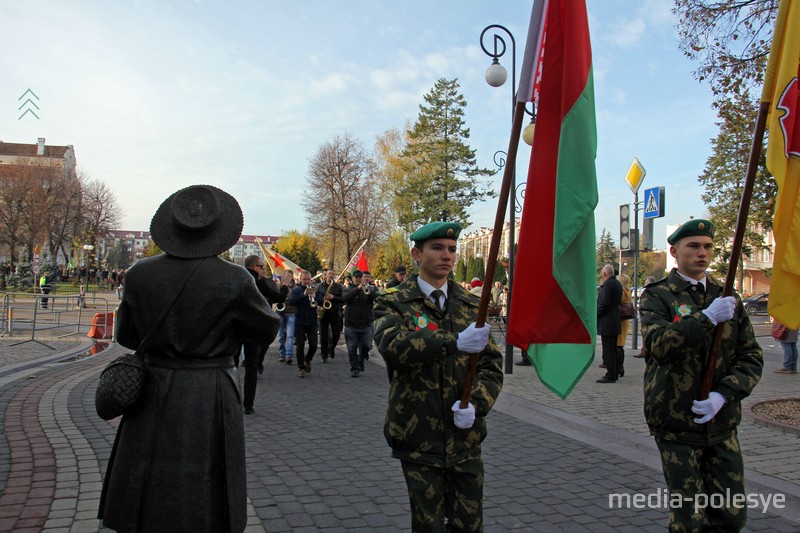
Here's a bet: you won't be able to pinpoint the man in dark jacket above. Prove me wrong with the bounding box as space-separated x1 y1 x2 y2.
374 221 503 532
640 219 762 532
596 264 623 382
99 185 279 533
289 271 323 377
385 265 407 289
316 268 344 361
241 255 291 414
342 269 377 377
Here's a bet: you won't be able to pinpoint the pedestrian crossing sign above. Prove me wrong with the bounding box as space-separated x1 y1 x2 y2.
643 186 665 219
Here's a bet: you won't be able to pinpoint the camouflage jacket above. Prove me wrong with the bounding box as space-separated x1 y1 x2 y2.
374 275 503 467
640 269 762 445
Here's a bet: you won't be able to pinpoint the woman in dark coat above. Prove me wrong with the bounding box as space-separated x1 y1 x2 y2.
98 185 280 533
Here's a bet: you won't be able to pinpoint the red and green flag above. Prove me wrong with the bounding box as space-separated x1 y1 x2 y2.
342 239 370 277
355 250 369 273
507 0 598 399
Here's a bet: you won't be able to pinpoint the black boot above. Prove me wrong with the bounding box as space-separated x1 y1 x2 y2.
616 346 625 377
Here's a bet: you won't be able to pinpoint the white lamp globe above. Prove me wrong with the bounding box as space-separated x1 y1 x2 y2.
485 60 507 87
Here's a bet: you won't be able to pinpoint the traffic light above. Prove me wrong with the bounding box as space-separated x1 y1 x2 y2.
620 204 631 251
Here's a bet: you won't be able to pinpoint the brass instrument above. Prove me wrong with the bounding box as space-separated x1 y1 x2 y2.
275 280 295 313
317 276 336 319
306 283 318 308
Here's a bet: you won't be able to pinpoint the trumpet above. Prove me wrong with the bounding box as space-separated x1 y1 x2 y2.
306 283 318 307
361 282 371 295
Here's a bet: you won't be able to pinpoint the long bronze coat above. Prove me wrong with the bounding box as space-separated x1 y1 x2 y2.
99 254 279 533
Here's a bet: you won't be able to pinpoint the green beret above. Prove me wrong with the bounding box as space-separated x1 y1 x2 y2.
667 219 715 245
410 221 462 243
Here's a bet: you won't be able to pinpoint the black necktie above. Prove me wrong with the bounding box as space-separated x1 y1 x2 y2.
431 289 445 313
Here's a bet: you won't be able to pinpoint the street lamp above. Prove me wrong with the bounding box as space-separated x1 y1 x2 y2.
480 24 536 372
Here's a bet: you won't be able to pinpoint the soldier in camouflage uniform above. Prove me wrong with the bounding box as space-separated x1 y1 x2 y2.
374 221 503 533
640 219 762 532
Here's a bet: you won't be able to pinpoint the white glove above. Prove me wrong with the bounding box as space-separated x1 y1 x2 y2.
691 391 726 424
457 323 491 353
451 401 476 429
702 296 736 325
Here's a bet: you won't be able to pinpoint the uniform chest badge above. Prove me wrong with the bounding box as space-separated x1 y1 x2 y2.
414 313 438 331
672 303 692 322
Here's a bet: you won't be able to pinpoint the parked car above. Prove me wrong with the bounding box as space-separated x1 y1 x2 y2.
742 293 769 315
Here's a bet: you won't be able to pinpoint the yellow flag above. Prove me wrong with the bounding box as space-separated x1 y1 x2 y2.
764 0 800 329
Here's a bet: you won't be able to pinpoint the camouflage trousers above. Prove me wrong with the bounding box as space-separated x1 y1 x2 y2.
655 433 746 532
400 457 483 533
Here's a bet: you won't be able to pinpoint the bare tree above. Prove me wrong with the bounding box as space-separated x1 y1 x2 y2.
674 0 779 104
46 167 85 264
21 161 85 264
0 166 37 270
81 179 122 264
303 132 390 266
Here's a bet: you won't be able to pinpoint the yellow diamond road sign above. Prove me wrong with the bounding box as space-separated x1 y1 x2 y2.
624 157 646 194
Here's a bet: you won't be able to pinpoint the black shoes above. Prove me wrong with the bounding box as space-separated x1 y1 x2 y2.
515 359 532 366
244 407 254 415
351 370 360 378
596 376 617 383
258 364 264 375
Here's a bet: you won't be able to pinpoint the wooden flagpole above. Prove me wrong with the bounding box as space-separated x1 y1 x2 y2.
460 100 527 408
699 101 769 399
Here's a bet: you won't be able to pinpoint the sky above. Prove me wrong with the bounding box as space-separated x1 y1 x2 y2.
2 0 719 249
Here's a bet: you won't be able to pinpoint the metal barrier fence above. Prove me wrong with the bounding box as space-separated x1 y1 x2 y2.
1 292 115 348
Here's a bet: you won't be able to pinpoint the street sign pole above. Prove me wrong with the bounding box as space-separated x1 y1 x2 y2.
623 158 646 351
632 192 640 350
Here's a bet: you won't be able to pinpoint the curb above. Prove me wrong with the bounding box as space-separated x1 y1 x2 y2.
745 397 800 437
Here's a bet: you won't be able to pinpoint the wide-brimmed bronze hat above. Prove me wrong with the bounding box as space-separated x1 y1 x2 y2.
150 184 243 258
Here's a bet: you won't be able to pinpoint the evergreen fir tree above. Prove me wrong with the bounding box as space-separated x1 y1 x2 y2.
698 91 776 289
395 78 496 231
596 229 618 280
455 258 467 283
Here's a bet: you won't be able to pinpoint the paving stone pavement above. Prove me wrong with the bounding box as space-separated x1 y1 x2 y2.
0 328 797 532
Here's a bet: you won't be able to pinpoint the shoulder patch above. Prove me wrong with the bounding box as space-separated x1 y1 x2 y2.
380 287 400 295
